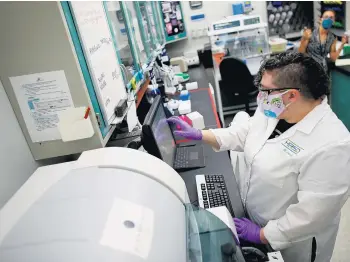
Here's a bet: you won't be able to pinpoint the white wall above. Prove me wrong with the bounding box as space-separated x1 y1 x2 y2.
0 80 39 208
0 80 73 208
166 1 268 57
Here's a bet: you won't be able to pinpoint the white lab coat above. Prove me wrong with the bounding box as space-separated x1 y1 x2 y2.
211 98 350 262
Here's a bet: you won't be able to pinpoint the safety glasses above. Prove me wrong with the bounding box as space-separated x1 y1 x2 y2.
258 87 301 96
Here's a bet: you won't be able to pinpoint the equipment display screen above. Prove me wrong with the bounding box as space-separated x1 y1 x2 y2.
243 17 260 26
151 104 176 166
214 20 240 31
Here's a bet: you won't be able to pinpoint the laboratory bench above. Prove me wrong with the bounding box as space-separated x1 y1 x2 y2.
176 66 245 218
331 64 350 77
330 63 350 131
111 65 245 218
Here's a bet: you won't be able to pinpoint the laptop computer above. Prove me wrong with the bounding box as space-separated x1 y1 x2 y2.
142 95 205 171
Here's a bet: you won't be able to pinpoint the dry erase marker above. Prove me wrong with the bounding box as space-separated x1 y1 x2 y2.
84 107 90 119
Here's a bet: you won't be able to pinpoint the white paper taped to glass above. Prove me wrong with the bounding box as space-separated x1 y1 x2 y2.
70 2 127 125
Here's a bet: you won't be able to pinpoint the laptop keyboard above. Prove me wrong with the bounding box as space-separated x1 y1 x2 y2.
174 147 190 169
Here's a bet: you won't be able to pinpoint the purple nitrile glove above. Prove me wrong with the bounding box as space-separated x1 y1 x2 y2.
167 116 203 140
233 218 262 244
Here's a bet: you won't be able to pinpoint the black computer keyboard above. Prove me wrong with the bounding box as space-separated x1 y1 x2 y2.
111 129 141 141
174 147 190 169
196 174 234 216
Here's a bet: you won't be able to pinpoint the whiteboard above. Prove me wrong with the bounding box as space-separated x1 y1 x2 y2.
70 1 126 125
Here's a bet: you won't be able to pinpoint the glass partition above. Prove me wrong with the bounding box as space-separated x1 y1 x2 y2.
151 1 166 46
106 1 139 83
135 2 159 56
122 1 150 67
144 1 161 49
107 1 165 74
185 204 245 262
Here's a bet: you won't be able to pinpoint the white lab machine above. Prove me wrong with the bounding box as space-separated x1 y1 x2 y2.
209 14 270 62
208 14 270 125
0 147 283 262
170 57 188 72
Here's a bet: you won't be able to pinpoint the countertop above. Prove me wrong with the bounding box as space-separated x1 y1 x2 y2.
332 63 350 76
327 56 350 76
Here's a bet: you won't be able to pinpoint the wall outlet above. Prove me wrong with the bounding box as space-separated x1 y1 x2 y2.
191 29 196 39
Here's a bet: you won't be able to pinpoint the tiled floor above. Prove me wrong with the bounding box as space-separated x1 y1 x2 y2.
331 200 350 262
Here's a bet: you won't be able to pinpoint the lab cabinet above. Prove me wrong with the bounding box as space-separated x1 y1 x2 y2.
139 1 159 50
152 1 166 46
107 1 146 90
107 2 140 81
108 1 167 86
124 1 151 66
134 2 161 59
158 1 187 43
0 1 165 160
330 69 350 131
107 1 168 90
0 1 128 159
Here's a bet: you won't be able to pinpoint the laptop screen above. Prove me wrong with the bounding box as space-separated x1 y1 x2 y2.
150 102 176 166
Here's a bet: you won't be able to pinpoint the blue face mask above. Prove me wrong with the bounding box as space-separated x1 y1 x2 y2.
322 18 333 30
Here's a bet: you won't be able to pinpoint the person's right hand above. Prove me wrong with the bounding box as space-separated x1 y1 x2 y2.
341 35 349 45
302 27 312 40
167 116 203 140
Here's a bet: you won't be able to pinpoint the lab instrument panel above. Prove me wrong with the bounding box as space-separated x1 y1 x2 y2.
209 14 270 60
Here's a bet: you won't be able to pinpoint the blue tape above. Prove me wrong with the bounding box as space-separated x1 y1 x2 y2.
191 14 205 21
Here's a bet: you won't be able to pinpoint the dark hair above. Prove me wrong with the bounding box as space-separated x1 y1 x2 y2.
254 52 330 99
322 9 336 18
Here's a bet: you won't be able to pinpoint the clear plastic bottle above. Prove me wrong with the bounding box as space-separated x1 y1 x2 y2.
255 33 266 55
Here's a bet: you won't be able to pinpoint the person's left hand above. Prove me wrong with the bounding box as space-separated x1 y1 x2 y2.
233 218 263 244
341 35 348 45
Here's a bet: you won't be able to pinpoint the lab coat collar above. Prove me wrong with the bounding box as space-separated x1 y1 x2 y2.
294 97 329 135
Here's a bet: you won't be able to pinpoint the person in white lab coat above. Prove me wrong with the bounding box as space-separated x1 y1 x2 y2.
168 52 350 262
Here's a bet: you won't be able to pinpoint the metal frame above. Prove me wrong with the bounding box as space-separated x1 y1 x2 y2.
134 1 154 64
151 1 165 46
119 1 141 72
138 1 158 50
